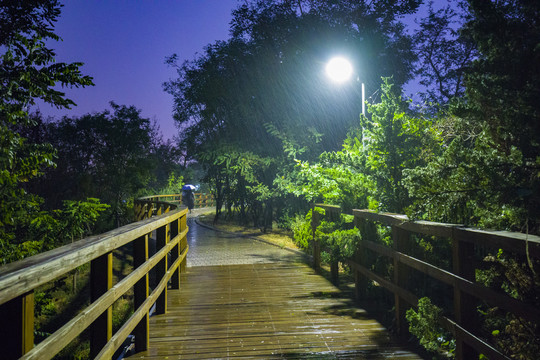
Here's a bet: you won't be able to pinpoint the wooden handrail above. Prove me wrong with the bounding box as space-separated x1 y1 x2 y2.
0 197 189 360
311 205 539 360
135 193 215 218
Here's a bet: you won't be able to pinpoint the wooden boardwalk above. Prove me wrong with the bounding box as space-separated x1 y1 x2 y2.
128 261 422 359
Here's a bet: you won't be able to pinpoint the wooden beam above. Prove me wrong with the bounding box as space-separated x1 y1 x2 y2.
352 209 540 257
94 249 187 360
393 226 411 337
311 205 321 270
134 234 149 352
359 239 540 321
453 234 477 359
0 208 188 306
180 215 188 273
155 223 170 314
0 291 34 359
90 252 113 358
19 227 187 360
169 218 181 290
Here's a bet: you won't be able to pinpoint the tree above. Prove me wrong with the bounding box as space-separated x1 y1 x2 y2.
0 0 93 259
31 103 159 228
464 0 540 160
413 0 476 105
165 0 422 225
279 79 435 214
404 3 540 356
146 139 185 193
363 79 437 213
405 0 540 233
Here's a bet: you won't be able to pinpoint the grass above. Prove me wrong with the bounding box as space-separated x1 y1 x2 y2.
197 211 300 252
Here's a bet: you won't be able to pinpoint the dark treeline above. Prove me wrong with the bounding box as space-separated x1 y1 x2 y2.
0 1 197 263
23 103 185 225
2 100 189 262
0 0 190 263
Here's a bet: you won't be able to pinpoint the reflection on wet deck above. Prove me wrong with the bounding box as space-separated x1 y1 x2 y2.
128 259 422 359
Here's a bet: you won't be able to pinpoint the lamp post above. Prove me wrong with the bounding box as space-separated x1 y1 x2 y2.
325 57 365 115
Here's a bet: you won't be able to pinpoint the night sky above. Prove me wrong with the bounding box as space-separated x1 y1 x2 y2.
35 0 434 140
35 0 240 139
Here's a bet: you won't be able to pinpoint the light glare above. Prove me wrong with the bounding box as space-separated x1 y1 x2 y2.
326 57 353 83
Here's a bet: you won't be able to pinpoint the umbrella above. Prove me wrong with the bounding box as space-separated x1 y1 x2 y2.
182 184 196 191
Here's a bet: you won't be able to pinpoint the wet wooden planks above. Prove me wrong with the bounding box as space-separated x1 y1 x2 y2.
128 262 422 359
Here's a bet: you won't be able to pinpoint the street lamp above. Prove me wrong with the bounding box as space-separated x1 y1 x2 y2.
325 57 365 115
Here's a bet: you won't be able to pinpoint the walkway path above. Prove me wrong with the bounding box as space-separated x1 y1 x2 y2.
186 217 303 267
128 216 423 359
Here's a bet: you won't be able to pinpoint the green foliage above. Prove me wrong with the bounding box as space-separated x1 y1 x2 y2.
0 0 94 262
112 297 134 333
1 198 108 264
199 143 277 227
406 297 455 358
57 198 110 241
290 210 313 250
404 122 528 227
291 208 359 256
476 250 540 360
464 0 540 161
321 228 360 263
302 208 360 264
405 0 540 232
279 78 435 215
167 173 184 193
275 152 374 212
143 172 185 196
165 0 421 226
363 78 438 213
26 103 159 228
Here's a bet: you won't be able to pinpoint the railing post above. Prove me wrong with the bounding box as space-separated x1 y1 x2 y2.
0 291 34 359
453 229 477 359
90 252 113 358
330 260 339 285
133 201 143 221
134 234 150 352
393 226 411 337
353 213 369 300
311 206 321 271
170 218 181 289
134 201 140 221
155 223 170 314
180 214 188 273
329 206 341 285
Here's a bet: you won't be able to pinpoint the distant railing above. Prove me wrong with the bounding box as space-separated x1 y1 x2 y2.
312 204 540 360
135 193 214 219
0 197 189 359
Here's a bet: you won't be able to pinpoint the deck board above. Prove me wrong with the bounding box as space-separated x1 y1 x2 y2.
128 262 422 359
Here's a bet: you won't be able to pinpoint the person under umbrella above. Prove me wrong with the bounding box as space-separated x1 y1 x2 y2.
182 184 196 212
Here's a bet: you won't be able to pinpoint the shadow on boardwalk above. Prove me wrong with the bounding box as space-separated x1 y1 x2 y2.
128 217 424 359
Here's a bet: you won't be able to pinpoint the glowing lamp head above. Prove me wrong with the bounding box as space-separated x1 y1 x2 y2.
326 57 353 83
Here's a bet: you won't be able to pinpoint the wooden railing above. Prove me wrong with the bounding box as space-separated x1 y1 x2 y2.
312 204 540 360
135 193 215 218
0 198 189 359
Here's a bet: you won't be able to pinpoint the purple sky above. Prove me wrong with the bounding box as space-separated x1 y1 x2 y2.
36 0 241 140
35 1 439 140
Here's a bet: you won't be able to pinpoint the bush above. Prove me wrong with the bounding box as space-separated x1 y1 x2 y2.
290 211 313 250
406 297 455 358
